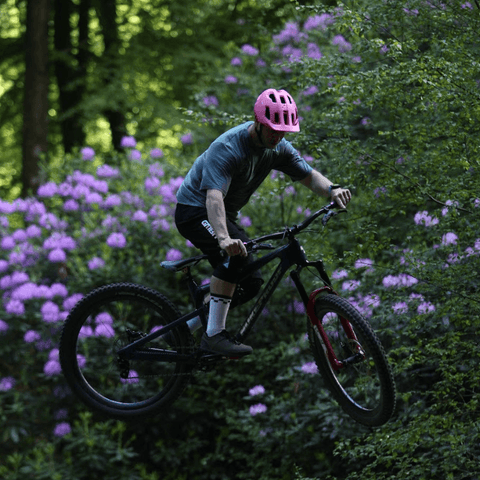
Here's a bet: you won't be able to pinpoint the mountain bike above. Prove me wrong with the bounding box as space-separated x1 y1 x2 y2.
59 202 397 427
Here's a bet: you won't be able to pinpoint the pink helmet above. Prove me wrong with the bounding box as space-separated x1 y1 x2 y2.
254 88 300 132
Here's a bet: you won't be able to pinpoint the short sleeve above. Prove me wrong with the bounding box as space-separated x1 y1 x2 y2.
275 140 313 181
199 143 235 195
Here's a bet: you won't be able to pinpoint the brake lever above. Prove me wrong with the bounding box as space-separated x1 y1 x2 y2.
322 208 347 226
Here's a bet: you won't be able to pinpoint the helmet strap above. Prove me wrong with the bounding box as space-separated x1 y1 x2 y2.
255 123 267 148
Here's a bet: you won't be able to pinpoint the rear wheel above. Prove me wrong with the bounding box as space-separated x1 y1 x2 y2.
59 283 193 419
307 294 396 426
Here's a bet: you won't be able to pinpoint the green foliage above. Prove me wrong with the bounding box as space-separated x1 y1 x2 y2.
1 1 480 479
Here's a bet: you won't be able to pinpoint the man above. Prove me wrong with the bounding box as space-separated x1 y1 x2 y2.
175 88 351 356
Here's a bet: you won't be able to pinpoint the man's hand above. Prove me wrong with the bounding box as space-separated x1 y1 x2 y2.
331 187 352 209
219 237 248 257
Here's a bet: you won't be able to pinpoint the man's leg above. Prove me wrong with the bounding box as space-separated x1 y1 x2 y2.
206 276 236 337
201 274 252 356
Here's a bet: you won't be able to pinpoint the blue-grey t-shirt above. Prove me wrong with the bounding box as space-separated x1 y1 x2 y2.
176 121 313 220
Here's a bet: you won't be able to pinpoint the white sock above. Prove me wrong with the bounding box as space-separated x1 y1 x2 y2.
206 294 232 337
187 315 203 333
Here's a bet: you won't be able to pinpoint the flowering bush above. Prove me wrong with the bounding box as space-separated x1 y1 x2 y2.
0 137 193 472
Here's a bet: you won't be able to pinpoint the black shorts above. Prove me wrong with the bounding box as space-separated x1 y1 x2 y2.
174 204 263 304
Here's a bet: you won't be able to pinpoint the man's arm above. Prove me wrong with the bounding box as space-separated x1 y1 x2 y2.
299 170 351 209
206 189 247 257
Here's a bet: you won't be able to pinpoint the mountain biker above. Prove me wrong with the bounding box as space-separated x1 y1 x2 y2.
175 88 351 356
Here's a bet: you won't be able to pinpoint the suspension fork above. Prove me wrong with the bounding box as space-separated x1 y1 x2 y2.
305 287 362 371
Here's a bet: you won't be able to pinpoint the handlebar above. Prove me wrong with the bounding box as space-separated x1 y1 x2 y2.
246 202 346 252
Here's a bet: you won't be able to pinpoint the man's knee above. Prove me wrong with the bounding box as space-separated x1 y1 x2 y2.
231 277 263 308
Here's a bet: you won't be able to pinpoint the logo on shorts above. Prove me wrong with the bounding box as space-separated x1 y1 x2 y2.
201 220 217 238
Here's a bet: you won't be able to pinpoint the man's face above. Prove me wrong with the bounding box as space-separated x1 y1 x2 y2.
259 124 285 149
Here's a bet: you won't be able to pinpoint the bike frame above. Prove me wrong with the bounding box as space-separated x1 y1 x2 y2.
117 203 354 368
117 238 332 363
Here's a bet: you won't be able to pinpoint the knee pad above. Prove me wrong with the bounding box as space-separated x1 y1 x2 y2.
231 277 264 308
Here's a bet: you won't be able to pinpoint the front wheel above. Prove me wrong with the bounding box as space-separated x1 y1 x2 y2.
59 283 194 419
307 294 396 426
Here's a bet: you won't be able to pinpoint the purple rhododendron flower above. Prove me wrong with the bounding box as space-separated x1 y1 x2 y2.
203 96 219 107
145 177 161 195
96 312 113 324
149 163 165 177
231 57 242 66
418 302 435 314
44 359 62 376
94 324 115 338
1 236 15 250
165 248 182 261
332 269 348 280
441 232 458 246
332 34 352 52
0 259 8 273
307 43 322 60
63 294 84 311
48 248 67 263
225 75 238 84
301 362 318 374
392 302 409 314
103 195 122 209
54 422 72 437
50 283 68 297
0 319 9 333
342 280 360 291
414 211 439 227
150 148 164 158
81 147 95 160
63 199 80 212
239 216 252 227
304 13 334 31
120 370 139 384
26 224 42 238
106 232 126 248
6 299 25 315
181 133 193 145
132 210 148 222
382 274 418 288
249 385 265 396
24 330 41 343
120 136 137 148
37 182 58 198
97 165 120 178
249 403 267 416
88 257 105 270
41 301 60 323
130 150 142 162
0 376 16 391
354 258 374 271
241 44 259 56
85 192 103 204
273 21 304 44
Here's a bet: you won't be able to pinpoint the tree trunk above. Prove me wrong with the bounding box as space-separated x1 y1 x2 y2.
53 0 89 153
22 0 51 197
95 0 126 151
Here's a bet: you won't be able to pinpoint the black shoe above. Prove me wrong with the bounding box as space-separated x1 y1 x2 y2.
201 331 252 357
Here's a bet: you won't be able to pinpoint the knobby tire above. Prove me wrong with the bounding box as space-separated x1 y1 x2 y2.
59 283 193 419
307 294 396 426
